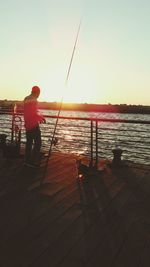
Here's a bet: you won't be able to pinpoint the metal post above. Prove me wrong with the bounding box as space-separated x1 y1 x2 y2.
90 120 93 167
95 120 98 170
11 107 15 143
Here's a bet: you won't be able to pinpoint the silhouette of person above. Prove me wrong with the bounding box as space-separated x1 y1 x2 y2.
24 86 45 167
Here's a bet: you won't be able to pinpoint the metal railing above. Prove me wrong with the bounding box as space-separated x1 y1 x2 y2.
0 108 150 166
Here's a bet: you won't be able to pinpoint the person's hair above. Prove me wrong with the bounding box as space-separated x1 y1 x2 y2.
31 86 40 94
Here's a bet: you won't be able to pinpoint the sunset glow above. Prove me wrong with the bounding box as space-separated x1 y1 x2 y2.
0 0 150 105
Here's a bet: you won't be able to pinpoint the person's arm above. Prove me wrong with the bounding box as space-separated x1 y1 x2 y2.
35 101 46 123
38 113 46 123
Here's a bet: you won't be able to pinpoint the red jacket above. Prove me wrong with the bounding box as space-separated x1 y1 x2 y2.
24 94 44 130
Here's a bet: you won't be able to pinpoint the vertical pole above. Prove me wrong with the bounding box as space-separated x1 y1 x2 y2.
11 105 15 143
95 120 98 170
90 120 93 167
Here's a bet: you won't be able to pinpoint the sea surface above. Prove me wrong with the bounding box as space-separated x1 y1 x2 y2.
42 109 150 121
0 110 150 165
41 110 150 165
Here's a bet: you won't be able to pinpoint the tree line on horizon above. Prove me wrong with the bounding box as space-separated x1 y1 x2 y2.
0 99 150 114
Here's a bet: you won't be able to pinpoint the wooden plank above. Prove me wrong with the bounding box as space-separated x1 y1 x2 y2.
55 188 133 267
29 176 131 267
0 153 149 267
0 201 82 266
0 181 78 245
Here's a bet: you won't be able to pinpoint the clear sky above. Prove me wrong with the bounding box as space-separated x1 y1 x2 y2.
0 0 150 105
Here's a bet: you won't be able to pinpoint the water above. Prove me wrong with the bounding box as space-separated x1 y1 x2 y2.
0 110 150 165
41 109 150 121
40 110 150 165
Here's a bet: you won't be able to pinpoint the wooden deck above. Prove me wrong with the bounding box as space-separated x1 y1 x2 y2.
0 152 150 267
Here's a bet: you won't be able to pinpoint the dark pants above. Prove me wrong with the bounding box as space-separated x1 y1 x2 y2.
25 125 41 164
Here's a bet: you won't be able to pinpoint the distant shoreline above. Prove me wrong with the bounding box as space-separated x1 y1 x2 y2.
0 100 150 114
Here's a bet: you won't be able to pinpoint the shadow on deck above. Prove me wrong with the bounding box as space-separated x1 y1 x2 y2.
0 152 150 267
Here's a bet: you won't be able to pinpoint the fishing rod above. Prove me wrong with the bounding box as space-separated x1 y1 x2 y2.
41 20 82 184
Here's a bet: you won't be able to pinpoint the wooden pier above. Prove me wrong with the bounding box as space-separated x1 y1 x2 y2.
0 152 150 267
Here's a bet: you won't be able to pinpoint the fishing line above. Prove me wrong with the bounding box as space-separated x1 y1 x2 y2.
41 19 82 184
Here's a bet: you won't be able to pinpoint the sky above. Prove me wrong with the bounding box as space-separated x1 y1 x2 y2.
0 0 150 105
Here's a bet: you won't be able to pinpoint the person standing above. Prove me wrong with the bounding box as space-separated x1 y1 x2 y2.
24 86 45 167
